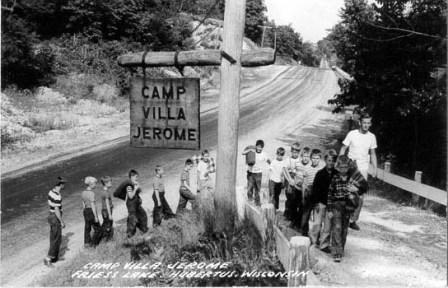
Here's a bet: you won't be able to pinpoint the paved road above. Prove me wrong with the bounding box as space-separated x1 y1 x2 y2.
1 64 339 286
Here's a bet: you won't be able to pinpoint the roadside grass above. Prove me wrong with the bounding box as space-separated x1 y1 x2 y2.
1 75 127 151
38 211 204 287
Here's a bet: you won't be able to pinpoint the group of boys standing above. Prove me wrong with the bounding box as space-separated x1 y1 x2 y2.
44 150 216 267
43 113 377 265
243 113 377 262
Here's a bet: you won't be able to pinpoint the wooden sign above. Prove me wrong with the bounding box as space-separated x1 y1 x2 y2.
130 77 200 150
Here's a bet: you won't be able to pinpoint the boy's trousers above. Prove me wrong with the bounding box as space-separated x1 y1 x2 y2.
319 207 332 250
247 171 262 205
127 205 148 237
47 213 62 260
268 180 283 210
83 208 102 246
309 203 326 244
330 201 350 256
285 184 300 220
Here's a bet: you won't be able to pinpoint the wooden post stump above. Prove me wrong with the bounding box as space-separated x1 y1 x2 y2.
287 236 310 287
261 203 276 252
413 171 422 205
384 161 391 173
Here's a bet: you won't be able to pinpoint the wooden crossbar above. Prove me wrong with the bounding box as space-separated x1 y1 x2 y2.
369 165 447 205
117 48 275 67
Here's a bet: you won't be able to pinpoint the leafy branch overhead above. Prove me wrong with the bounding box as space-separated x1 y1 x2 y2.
326 0 446 188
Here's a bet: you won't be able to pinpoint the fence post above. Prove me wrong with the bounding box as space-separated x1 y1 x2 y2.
261 203 276 253
384 161 391 173
413 171 422 205
287 236 310 287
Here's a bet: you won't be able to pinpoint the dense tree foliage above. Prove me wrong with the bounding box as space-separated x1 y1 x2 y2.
244 0 268 44
327 0 446 187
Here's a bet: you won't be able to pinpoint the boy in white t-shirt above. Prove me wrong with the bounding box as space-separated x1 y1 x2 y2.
243 139 271 206
339 112 378 231
282 142 302 220
268 147 287 210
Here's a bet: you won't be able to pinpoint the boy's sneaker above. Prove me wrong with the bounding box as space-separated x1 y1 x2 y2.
43 257 53 267
334 254 342 263
349 222 360 231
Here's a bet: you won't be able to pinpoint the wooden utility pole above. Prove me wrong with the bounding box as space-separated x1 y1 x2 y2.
214 0 246 234
257 25 273 47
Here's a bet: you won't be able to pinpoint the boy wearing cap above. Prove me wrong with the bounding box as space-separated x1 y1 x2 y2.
153 165 175 226
44 177 66 266
100 176 114 241
82 176 102 247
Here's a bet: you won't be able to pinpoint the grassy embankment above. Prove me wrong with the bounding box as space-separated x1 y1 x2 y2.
38 209 287 287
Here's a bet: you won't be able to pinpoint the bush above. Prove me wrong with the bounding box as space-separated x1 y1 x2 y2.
27 112 79 132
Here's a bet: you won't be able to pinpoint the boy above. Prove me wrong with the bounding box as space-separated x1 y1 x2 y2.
123 170 148 238
177 159 196 213
197 149 216 195
44 177 66 266
339 112 377 230
309 150 338 249
243 139 270 206
298 149 323 236
327 156 367 262
268 147 287 210
152 165 175 226
100 176 114 241
82 176 102 247
282 142 301 220
290 147 311 230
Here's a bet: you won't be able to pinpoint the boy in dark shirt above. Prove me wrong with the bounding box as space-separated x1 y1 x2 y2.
123 170 148 238
308 150 337 249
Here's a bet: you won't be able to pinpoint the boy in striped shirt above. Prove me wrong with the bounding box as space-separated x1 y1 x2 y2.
298 149 324 236
44 177 66 266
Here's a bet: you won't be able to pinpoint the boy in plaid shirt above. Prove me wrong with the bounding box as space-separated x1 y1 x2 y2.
327 155 367 262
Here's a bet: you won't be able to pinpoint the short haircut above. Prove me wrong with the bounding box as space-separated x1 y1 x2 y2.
255 139 264 148
101 176 111 186
202 149 209 156
155 165 162 173
336 155 350 168
360 112 372 121
276 147 286 156
128 169 139 178
324 149 338 161
185 159 193 165
311 148 322 158
301 147 311 155
291 142 300 151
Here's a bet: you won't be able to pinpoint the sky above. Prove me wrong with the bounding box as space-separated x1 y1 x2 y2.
265 0 345 43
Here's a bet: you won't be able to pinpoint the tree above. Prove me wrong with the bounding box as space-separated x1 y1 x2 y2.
327 0 447 187
244 0 268 44
1 13 55 88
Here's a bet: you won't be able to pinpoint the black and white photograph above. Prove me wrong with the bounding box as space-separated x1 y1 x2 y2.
1 0 447 287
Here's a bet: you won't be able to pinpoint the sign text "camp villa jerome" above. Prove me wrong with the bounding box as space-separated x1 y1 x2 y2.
130 77 200 150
